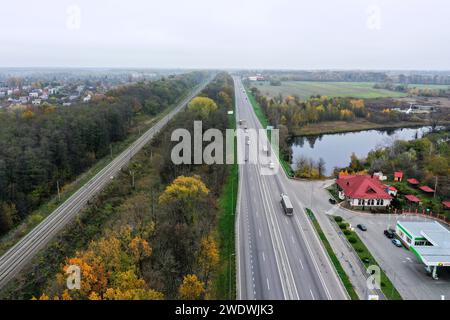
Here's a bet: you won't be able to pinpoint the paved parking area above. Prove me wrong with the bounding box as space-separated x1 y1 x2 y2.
291 179 450 300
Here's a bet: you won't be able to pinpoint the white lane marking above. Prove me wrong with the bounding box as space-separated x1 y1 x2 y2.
299 258 304 270
262 251 266 261
267 278 270 291
310 288 315 300
291 235 295 244
259 228 262 237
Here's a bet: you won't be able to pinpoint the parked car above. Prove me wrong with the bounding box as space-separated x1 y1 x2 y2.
269 162 275 169
384 229 395 239
357 224 367 231
392 239 402 247
329 198 336 204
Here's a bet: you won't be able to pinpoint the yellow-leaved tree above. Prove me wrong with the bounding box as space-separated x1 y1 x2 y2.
178 274 205 300
159 175 209 225
188 97 218 118
197 234 219 290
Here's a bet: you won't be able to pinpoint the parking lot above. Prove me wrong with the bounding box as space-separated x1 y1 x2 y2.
291 179 450 300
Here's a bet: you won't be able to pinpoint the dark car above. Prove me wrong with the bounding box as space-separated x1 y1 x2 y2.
329 198 336 204
384 229 394 239
357 224 367 231
392 239 402 247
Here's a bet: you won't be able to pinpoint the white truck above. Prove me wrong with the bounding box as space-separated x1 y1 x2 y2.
280 193 293 216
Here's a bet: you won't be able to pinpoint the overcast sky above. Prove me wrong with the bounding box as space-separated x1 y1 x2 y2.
1 0 449 70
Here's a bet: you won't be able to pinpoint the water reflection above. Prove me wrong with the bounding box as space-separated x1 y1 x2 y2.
291 126 434 176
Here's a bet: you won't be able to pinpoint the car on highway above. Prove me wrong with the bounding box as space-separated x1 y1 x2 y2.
269 162 275 169
392 239 402 247
357 224 367 231
246 137 250 145
384 229 395 239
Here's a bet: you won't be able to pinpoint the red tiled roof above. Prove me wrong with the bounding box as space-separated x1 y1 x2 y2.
442 201 450 209
405 195 420 203
419 186 435 193
336 175 392 200
407 178 419 185
394 171 403 178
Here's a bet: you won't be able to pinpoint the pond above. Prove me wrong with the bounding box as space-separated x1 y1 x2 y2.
290 126 435 176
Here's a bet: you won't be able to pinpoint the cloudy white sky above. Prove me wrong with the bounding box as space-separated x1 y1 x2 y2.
1 0 449 69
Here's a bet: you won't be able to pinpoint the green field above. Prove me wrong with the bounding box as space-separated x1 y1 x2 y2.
252 81 408 100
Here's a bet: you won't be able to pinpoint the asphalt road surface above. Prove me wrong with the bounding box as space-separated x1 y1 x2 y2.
0 78 212 290
234 76 347 300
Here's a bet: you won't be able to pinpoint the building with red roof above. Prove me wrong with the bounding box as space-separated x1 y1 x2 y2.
394 171 404 182
407 178 419 185
336 175 392 208
442 201 450 209
419 186 435 193
405 194 421 203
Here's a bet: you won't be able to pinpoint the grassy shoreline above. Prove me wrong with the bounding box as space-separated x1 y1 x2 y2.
291 120 432 137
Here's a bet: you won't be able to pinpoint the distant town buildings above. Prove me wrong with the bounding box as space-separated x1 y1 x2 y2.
248 75 265 81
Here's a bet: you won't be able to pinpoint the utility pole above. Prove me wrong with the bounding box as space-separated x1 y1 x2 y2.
151 187 155 221
130 170 135 189
434 176 438 199
57 180 61 201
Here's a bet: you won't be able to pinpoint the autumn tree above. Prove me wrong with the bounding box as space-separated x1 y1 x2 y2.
159 175 210 224
178 274 205 300
188 97 218 118
197 234 219 288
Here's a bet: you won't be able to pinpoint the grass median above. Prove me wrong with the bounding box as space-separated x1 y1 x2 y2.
215 102 239 299
306 209 359 300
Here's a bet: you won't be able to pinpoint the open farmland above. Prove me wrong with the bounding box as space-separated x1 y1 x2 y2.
252 81 408 100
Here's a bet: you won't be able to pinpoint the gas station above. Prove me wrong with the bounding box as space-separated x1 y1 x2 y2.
396 221 450 280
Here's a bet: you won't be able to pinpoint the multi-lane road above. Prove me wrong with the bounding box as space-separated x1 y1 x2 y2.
234 76 347 300
0 77 212 290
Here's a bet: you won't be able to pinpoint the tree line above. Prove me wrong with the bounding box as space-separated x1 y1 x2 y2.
26 73 235 300
0 72 206 236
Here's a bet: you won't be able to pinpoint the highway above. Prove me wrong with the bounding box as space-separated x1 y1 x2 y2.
234 76 348 300
0 77 212 290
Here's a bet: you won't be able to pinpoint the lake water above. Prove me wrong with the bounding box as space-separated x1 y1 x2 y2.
290 126 434 176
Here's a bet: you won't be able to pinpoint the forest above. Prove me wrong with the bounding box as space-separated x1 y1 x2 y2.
0 72 206 236
0 73 236 300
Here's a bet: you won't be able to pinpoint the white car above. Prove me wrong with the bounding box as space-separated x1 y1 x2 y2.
269 162 275 169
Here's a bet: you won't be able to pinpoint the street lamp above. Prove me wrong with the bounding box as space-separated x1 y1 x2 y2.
229 252 236 299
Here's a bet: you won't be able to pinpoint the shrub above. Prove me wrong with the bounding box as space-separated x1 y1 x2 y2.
339 223 348 230
348 237 357 244
334 216 343 223
343 229 351 236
